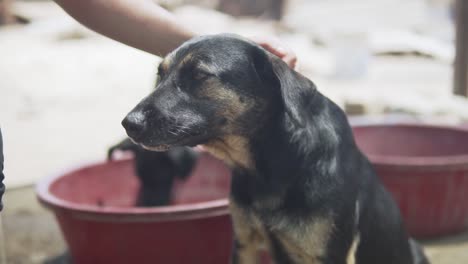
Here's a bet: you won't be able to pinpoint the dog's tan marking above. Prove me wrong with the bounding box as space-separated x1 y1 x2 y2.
179 52 194 66
346 235 360 264
229 200 266 264
270 216 334 264
159 56 172 73
347 201 360 264
202 135 253 169
196 62 216 74
201 82 252 118
230 201 334 264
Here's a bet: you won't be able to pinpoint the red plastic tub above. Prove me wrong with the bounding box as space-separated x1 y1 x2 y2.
352 123 468 238
37 153 233 264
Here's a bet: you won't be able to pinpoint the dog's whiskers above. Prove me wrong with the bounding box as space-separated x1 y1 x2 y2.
167 129 179 137
173 124 193 137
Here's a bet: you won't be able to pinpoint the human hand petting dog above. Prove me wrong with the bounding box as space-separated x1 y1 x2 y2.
251 35 298 69
54 0 297 68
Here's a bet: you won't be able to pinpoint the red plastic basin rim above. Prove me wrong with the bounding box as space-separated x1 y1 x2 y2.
37 122 468 222
352 123 468 170
35 159 230 223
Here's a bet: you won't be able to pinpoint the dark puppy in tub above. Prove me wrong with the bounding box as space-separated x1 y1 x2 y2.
121 34 429 264
108 138 198 207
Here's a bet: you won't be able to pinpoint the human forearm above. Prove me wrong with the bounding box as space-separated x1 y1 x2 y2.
55 0 196 56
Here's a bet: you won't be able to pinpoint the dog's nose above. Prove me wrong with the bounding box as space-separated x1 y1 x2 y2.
122 111 147 140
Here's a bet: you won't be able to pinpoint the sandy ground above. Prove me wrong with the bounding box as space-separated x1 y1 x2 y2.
2 187 66 264
1 0 468 263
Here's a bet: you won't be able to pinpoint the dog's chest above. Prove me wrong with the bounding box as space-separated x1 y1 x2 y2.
228 160 334 263
231 201 334 264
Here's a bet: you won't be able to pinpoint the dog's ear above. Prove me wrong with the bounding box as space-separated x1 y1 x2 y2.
251 47 317 127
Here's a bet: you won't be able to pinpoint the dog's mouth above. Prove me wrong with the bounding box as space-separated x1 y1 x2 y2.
130 132 211 152
139 143 172 152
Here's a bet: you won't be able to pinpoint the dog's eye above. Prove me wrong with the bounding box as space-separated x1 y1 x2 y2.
193 71 211 82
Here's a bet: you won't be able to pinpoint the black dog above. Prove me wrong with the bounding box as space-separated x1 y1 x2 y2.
108 138 198 206
121 34 429 264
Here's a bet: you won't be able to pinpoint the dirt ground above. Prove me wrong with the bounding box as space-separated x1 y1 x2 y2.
2 187 66 264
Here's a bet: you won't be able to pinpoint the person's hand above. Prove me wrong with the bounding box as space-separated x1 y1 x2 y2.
251 36 298 70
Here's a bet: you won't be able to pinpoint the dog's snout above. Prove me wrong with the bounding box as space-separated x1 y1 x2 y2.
122 111 147 140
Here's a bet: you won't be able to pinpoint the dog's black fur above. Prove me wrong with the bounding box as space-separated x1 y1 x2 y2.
122 34 429 264
108 138 198 206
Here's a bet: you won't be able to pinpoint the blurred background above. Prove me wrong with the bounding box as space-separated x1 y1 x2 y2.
1 0 468 263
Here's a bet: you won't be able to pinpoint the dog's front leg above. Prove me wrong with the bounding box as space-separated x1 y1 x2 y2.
231 236 258 264
230 201 262 264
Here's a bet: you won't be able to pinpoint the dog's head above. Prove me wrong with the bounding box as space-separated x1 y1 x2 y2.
122 34 315 154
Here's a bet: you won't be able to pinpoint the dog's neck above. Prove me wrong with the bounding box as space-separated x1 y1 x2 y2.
222 94 355 210
201 135 255 170
202 93 351 188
